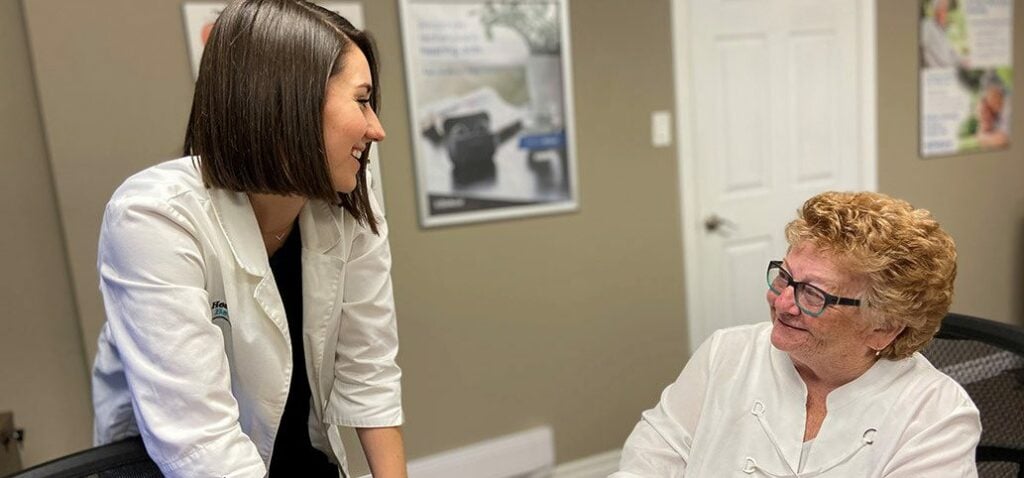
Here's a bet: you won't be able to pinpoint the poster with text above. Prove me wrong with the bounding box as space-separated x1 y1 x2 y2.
920 0 1013 157
181 2 386 211
400 0 578 227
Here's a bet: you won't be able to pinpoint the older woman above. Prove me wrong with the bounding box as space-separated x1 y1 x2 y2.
613 191 981 477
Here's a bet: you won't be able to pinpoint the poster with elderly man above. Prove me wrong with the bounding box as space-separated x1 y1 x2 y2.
919 0 1013 157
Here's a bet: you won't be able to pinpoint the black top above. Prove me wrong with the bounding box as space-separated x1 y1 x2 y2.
267 226 338 476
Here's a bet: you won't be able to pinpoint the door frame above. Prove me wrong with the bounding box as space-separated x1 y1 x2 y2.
670 0 879 352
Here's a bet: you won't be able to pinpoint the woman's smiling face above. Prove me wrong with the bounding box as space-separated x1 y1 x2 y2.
767 243 875 368
322 45 386 193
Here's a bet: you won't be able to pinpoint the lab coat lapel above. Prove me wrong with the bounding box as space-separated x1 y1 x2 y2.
207 187 288 337
298 200 347 415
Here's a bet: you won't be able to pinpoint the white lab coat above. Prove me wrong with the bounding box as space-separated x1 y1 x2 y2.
612 323 980 477
92 157 402 477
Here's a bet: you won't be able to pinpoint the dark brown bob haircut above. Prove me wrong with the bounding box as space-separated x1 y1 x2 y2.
183 0 382 233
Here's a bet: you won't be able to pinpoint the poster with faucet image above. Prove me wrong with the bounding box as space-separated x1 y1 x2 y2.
919 0 1013 157
399 0 578 227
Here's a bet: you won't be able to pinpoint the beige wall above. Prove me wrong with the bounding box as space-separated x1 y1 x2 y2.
22 0 196 364
0 0 92 466
17 0 686 470
358 0 686 470
6 0 1022 471
877 0 1024 327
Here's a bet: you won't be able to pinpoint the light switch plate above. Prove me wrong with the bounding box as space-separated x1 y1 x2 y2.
651 110 673 147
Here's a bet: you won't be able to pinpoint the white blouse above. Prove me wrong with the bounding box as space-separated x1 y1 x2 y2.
612 322 981 477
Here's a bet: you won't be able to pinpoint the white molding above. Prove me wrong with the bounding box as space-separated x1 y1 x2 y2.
552 449 621 478
360 439 618 478
670 0 705 354
860 0 879 192
395 426 554 478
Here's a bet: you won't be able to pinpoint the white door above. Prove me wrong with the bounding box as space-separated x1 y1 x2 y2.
673 0 877 351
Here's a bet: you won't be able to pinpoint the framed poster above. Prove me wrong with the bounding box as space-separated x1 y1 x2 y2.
182 2 224 80
399 0 578 227
181 2 386 210
920 0 1013 157
183 2 366 78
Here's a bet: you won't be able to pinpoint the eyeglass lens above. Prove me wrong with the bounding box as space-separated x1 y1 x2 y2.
767 266 827 314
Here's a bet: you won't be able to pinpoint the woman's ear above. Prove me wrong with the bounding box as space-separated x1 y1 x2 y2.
868 323 905 351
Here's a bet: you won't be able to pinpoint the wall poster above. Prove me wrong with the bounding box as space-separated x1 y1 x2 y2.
920 0 1013 157
399 0 578 227
181 2 386 210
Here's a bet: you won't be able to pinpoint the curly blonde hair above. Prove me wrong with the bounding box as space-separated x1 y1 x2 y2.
785 191 957 359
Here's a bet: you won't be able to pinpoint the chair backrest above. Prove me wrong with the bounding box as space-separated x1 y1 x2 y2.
3 436 161 478
921 313 1024 478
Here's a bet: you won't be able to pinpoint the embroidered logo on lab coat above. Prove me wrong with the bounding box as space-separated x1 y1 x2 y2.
211 300 229 323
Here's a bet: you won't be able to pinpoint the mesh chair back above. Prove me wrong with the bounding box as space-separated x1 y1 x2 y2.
4 436 161 478
922 313 1024 478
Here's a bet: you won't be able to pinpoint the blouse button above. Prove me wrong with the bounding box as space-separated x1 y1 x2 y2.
742 457 757 474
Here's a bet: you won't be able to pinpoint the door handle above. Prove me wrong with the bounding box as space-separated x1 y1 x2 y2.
704 214 734 232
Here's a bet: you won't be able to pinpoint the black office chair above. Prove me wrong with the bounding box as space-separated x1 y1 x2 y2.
3 436 161 478
921 312 1024 478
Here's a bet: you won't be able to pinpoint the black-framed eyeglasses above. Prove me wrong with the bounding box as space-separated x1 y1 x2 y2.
766 261 860 318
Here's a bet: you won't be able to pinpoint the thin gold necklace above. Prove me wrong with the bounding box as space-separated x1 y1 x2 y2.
267 222 293 242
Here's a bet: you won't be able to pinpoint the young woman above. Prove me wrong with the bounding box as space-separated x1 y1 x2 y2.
91 1 406 476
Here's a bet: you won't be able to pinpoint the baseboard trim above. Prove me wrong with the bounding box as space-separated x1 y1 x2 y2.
361 438 618 478
401 426 555 478
553 449 620 478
